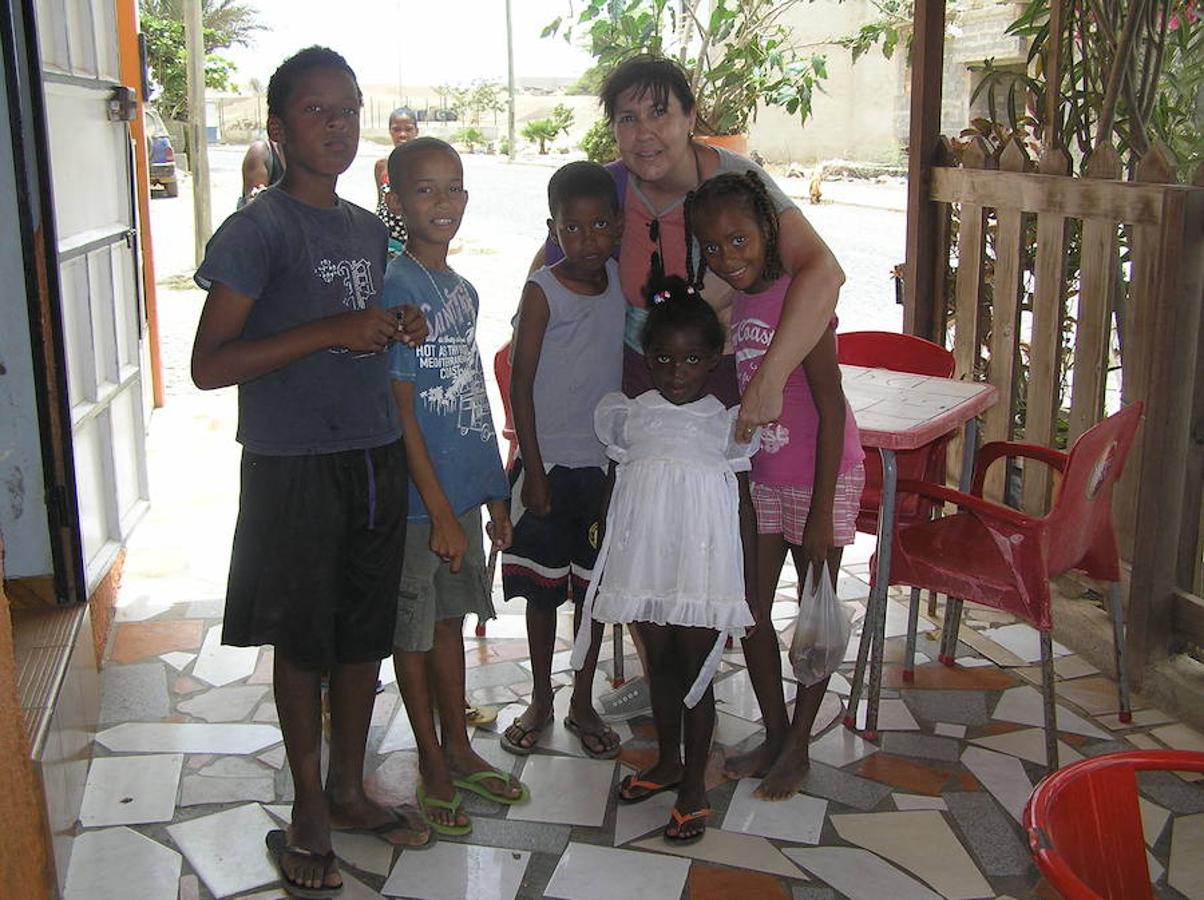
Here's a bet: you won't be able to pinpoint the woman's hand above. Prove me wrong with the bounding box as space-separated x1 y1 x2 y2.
486 500 513 552
800 510 835 591
735 370 785 439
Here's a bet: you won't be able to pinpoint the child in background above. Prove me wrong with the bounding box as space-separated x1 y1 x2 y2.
570 277 758 843
374 106 419 255
382 136 528 836
190 46 430 898
501 161 626 758
687 171 864 799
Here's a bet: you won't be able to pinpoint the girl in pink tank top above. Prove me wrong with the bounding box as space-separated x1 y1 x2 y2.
686 171 865 801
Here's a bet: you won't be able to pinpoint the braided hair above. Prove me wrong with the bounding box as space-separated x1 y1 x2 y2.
641 274 725 356
684 170 784 289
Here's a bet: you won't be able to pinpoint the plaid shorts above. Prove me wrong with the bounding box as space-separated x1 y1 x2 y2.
752 462 865 546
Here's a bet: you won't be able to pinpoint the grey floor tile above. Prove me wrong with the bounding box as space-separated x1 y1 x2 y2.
799 762 894 812
881 732 963 762
99 662 171 724
448 816 571 855
1138 771 1204 815
792 887 839 900
901 689 992 726
465 661 531 691
944 792 1034 877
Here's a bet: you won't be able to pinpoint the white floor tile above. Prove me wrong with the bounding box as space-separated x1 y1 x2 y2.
95 722 282 755
934 722 967 739
854 698 920 731
545 842 690 900
1139 797 1171 847
63 827 181 900
892 794 948 811
382 842 528 899
1151 722 1204 753
991 685 1109 739
721 777 827 844
466 614 528 639
808 724 878 769
161 651 196 671
178 685 270 723
969 728 1083 769
508 755 614 827
714 710 763 747
1169 813 1204 899
331 831 396 878
714 669 796 722
79 753 183 826
613 790 676 846
377 704 418 753
784 847 941 900
632 828 806 878
831 810 992 899
167 804 280 898
979 623 1070 663
179 771 275 806
960 746 1034 823
192 625 261 687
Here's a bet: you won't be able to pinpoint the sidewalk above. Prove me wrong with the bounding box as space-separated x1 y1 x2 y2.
57 273 1204 900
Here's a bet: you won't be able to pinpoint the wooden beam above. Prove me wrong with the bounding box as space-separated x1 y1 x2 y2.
902 0 947 342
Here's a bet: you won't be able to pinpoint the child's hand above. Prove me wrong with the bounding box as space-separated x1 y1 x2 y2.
394 304 429 347
429 512 468 573
521 469 552 518
800 509 835 589
485 500 513 552
327 308 401 353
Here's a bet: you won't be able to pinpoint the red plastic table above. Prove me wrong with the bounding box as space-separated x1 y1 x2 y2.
839 364 998 738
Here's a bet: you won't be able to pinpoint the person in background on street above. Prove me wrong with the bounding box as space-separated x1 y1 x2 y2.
500 162 626 758
190 46 431 898
571 275 759 844
375 106 419 256
237 136 285 208
688 171 864 798
382 136 528 835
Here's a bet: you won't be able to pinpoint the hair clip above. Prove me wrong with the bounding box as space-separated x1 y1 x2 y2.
685 285 697 295
652 290 671 304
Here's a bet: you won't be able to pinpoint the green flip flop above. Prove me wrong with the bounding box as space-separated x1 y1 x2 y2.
452 769 530 806
415 784 472 836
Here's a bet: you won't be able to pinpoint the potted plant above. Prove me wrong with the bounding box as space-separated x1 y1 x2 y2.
545 0 828 153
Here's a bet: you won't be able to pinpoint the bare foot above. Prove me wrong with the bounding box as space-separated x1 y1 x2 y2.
327 789 430 846
722 736 783 780
445 746 523 801
502 699 553 752
753 733 810 800
566 699 621 757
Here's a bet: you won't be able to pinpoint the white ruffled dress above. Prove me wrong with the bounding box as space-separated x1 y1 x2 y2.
570 390 758 707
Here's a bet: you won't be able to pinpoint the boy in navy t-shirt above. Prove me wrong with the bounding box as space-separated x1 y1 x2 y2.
191 47 429 895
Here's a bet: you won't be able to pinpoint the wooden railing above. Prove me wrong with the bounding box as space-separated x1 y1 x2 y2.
921 136 1204 684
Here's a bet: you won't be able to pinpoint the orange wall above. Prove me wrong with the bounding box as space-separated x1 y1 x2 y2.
0 545 54 899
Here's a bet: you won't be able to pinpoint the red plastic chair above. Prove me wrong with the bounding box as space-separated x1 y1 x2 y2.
879 403 1143 769
494 342 518 470
1023 749 1204 898
837 331 956 682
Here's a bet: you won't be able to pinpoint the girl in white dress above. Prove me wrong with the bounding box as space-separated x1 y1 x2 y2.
570 276 758 844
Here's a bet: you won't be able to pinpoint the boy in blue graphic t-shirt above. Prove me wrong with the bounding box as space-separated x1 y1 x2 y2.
382 137 527 835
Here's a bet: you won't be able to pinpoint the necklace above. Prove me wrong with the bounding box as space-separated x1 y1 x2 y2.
404 249 469 302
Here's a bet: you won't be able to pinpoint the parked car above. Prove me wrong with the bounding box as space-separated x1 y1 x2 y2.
144 106 178 198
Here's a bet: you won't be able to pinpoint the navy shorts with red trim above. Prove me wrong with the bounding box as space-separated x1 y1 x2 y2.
501 461 606 610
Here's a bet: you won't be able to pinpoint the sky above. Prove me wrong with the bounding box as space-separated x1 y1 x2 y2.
221 0 595 90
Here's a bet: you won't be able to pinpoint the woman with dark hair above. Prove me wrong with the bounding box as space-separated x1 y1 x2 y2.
522 53 845 734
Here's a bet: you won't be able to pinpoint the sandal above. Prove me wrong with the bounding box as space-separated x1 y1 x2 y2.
500 712 553 756
416 784 472 837
265 829 342 899
453 769 529 805
564 716 621 760
330 805 432 849
664 807 712 845
466 703 498 726
617 772 681 805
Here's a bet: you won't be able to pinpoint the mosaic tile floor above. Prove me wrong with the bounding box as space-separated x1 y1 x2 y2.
63 289 1204 899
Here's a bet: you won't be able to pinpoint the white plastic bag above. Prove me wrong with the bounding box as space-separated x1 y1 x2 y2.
788 562 852 686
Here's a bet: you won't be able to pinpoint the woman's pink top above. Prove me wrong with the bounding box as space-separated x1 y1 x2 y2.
730 276 863 487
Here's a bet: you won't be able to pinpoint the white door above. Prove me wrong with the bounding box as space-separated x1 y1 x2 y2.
36 0 149 592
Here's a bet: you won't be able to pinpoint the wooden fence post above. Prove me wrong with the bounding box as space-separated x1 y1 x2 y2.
1068 144 1122 442
1021 147 1072 515
981 137 1029 502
